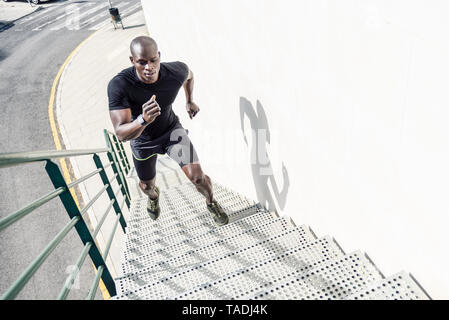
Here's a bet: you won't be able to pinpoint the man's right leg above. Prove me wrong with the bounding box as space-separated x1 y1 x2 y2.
132 153 160 220
139 178 159 200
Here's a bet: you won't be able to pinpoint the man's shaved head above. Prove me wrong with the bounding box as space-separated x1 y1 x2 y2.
129 36 161 84
130 36 158 57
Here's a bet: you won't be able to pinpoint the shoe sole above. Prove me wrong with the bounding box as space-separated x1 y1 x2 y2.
211 213 229 226
147 210 160 221
214 219 229 227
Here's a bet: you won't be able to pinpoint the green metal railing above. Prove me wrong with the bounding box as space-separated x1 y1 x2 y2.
104 129 131 198
0 131 131 300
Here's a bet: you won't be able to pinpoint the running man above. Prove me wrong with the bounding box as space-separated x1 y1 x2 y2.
107 36 228 226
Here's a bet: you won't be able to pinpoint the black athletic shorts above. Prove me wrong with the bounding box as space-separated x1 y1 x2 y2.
130 122 199 181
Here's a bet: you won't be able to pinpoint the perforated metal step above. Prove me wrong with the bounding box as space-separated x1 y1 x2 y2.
157 169 190 190
120 211 276 267
170 235 344 300
126 183 254 228
120 216 296 273
116 220 307 294
123 205 261 257
113 227 320 300
346 271 430 300
113 157 429 300
245 251 383 300
125 189 256 238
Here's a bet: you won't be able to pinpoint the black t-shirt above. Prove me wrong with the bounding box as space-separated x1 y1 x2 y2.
107 61 189 141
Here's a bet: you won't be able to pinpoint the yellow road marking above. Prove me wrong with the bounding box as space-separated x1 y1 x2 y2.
48 28 111 300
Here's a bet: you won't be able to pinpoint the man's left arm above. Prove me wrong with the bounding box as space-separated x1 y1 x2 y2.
183 67 200 119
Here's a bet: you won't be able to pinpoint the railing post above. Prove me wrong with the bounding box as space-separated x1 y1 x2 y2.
107 151 131 209
111 134 130 175
93 154 127 232
45 160 117 297
104 129 128 175
104 130 131 206
119 139 131 173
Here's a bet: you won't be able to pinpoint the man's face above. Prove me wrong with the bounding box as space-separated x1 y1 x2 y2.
130 45 161 84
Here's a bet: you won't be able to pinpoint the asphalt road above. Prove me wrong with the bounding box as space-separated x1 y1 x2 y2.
0 0 142 300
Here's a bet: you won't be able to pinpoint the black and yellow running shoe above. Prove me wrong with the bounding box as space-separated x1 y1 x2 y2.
207 200 229 226
146 186 160 220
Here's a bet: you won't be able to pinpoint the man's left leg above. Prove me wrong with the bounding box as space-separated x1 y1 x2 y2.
181 162 229 226
181 163 213 204
166 127 229 226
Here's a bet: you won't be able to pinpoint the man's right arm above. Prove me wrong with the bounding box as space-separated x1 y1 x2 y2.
109 95 161 142
109 109 146 142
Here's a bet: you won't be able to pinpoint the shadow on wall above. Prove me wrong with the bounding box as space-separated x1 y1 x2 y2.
239 97 290 213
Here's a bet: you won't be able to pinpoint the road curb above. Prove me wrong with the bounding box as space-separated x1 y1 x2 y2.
50 10 147 300
48 24 111 300
0 5 43 32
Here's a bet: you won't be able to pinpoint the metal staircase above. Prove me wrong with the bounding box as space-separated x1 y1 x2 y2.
111 155 431 300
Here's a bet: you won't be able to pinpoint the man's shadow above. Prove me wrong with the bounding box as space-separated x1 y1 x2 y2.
239 97 290 213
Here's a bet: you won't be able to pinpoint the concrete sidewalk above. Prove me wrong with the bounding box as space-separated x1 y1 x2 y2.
55 10 148 278
0 1 41 30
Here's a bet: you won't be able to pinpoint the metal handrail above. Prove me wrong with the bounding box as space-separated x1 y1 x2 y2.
114 184 122 199
110 173 119 185
104 129 115 136
93 199 116 238
87 266 104 300
110 134 130 174
119 196 126 211
0 187 65 232
67 168 103 189
104 129 130 180
1 216 81 300
58 242 93 300
103 162 113 170
87 212 123 300
58 183 122 300
79 184 109 217
0 148 109 168
0 129 131 300
102 213 121 265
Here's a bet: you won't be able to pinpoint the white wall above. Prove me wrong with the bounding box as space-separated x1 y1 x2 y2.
141 0 449 299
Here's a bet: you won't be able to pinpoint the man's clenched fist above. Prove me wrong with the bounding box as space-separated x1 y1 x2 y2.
142 95 161 124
